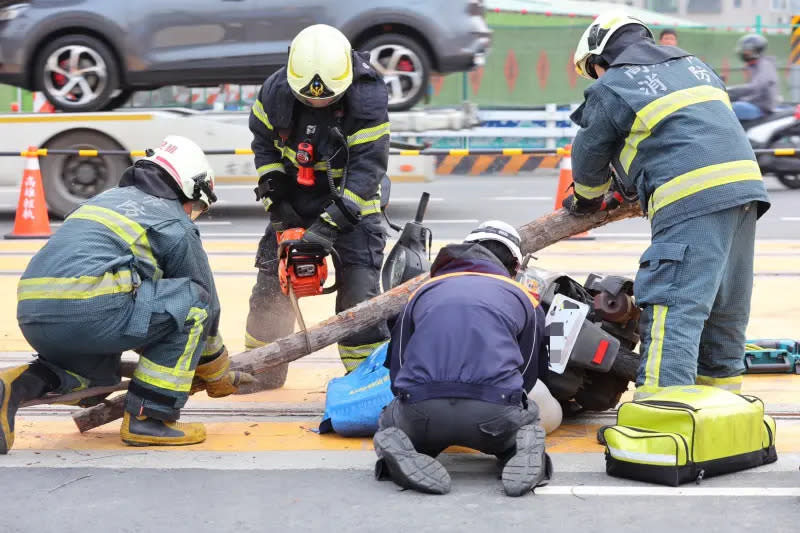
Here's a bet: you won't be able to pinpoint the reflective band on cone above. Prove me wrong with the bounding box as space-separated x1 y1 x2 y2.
5 146 52 239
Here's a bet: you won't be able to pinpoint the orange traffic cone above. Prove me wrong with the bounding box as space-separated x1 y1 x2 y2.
554 145 592 240
32 92 55 113
5 147 52 240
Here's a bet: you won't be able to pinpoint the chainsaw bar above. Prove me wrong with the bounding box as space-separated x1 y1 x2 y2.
288 284 312 354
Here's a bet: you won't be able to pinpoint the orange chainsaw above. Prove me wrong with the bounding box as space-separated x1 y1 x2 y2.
277 228 338 348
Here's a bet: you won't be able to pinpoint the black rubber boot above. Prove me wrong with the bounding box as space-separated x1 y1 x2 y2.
373 427 451 495
0 364 53 454
501 424 552 497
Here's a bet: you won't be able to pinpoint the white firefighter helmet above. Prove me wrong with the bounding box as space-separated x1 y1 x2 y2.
143 135 217 208
464 220 523 265
287 24 353 108
574 11 653 79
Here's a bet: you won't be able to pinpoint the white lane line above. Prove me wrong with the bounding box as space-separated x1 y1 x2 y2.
536 486 800 497
216 185 259 190
0 204 14 209
389 197 445 203
423 219 479 224
202 232 263 238
491 196 552 201
196 221 232 226
592 232 651 238
781 217 800 221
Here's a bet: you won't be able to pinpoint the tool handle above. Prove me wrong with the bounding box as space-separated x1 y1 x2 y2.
744 354 792 372
414 192 430 223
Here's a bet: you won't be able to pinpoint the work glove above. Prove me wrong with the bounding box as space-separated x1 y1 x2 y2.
562 191 603 216
253 170 288 211
190 347 254 398
600 191 626 211
270 201 305 233
302 217 339 255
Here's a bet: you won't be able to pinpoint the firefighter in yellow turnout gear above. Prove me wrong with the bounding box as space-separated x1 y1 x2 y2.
1 136 252 453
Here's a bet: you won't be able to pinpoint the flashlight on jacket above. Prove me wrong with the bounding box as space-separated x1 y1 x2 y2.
296 140 315 187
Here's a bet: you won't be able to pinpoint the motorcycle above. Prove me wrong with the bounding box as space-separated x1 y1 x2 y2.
740 103 800 189
516 259 641 414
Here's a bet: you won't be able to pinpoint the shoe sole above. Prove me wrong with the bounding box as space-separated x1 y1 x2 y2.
374 427 451 495
597 425 612 446
0 380 8 455
502 424 548 497
121 436 205 447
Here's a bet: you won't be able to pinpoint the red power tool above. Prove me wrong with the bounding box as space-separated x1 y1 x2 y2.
277 228 337 298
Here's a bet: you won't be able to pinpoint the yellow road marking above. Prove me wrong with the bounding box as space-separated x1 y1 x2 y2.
11 418 800 453
0 114 153 124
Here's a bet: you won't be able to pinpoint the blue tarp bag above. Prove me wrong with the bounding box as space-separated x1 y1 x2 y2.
318 342 393 437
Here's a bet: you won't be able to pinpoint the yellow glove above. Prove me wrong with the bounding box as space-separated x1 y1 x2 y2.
191 348 254 398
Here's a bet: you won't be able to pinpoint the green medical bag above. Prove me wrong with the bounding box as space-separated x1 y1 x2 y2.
602 385 777 486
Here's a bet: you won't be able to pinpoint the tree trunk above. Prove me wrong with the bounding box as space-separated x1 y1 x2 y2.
70 204 644 431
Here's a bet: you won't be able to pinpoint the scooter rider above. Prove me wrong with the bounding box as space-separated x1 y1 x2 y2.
245 24 391 389
728 33 778 121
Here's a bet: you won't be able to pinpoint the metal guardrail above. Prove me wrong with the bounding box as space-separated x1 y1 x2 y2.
0 147 796 158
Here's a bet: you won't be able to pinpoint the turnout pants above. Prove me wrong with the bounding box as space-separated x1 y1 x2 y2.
246 214 390 372
635 203 758 397
378 397 538 462
19 282 213 421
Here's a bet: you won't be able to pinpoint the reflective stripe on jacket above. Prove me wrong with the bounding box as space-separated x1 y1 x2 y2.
571 53 770 234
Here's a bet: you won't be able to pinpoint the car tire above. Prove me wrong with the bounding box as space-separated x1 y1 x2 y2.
777 174 800 189
102 89 135 111
40 129 130 218
33 34 121 113
360 33 431 112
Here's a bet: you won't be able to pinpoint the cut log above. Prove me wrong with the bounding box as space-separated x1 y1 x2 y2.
69 204 644 431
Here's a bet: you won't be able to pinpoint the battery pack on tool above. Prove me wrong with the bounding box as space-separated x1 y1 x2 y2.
277 228 329 298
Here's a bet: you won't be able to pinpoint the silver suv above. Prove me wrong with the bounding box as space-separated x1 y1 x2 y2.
0 0 490 112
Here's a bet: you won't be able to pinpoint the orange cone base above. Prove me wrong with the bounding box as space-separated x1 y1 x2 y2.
4 232 51 240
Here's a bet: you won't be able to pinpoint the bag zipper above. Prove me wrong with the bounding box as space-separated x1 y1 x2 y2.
607 426 690 467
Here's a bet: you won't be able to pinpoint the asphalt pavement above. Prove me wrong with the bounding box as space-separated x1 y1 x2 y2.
0 172 798 532
0 172 798 239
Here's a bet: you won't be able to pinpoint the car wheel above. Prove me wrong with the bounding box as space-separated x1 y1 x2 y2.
102 89 134 111
33 34 120 113
40 129 130 218
361 34 431 111
776 174 800 189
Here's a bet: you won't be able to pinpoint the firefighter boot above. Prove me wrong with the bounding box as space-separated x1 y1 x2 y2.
0 364 53 454
120 411 206 447
190 349 254 398
501 424 552 497
373 427 451 495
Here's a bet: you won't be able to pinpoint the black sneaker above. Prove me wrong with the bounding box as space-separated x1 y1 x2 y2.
501 424 551 497
373 427 451 495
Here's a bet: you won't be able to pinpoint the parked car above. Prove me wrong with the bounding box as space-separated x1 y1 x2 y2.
0 0 490 112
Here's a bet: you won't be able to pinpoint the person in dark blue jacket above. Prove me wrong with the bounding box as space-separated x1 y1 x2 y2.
374 221 552 497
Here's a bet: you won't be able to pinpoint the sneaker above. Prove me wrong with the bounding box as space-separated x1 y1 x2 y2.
501 424 551 497
373 427 451 495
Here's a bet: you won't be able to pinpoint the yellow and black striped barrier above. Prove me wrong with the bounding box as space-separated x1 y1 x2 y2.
792 15 800 67
1 147 795 179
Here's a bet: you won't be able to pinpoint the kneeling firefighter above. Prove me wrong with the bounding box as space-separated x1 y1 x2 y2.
1 136 253 453
374 221 553 497
246 24 391 389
